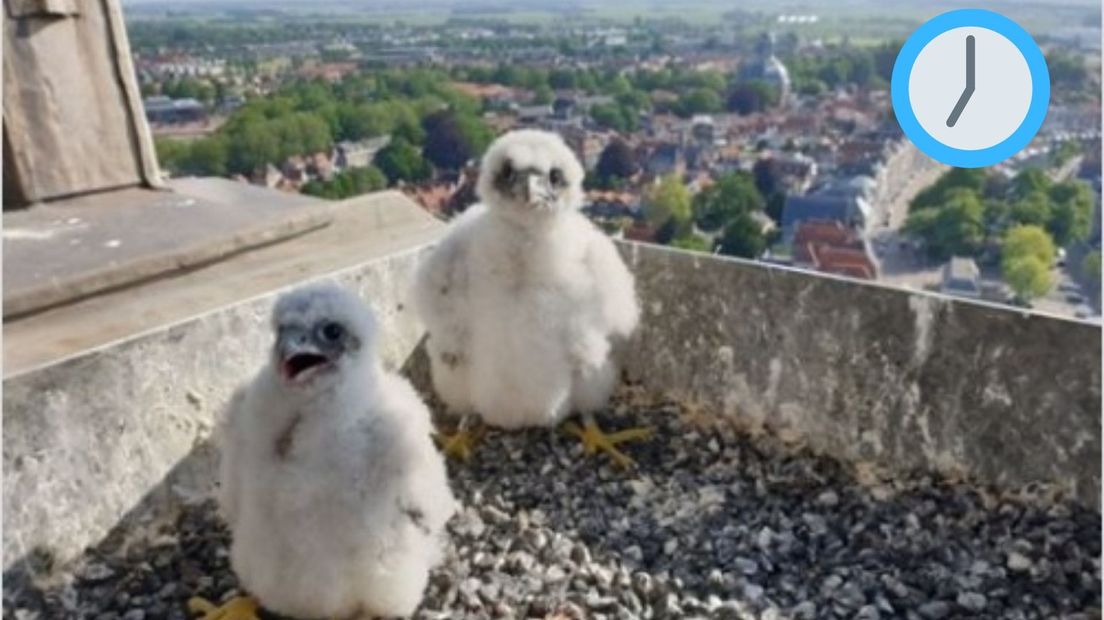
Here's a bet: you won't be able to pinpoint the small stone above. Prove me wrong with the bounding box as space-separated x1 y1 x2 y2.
732 557 758 576
855 605 880 620
521 529 547 552
816 490 839 507
956 592 987 612
1007 551 1033 572
545 565 568 584
122 611 145 620
756 527 774 550
631 572 653 598
79 562 115 583
570 544 591 565
918 601 950 619
791 601 816 620
742 583 764 604
663 538 679 555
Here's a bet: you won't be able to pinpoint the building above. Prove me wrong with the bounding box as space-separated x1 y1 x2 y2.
792 220 880 280
516 105 553 125
739 32 791 104
781 193 868 243
941 257 982 299
645 144 685 177
333 136 391 171
143 96 207 125
691 115 716 144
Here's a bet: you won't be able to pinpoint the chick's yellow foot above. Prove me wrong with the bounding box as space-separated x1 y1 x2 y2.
435 425 484 461
188 596 260 620
563 419 653 469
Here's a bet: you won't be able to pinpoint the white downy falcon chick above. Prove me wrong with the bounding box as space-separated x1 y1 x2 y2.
190 282 456 620
413 129 648 467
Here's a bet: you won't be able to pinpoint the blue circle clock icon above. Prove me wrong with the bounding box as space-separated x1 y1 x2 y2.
891 9 1050 168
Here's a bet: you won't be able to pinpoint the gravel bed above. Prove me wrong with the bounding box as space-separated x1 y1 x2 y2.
4 389 1101 620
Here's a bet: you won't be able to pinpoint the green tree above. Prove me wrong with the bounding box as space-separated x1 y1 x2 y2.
302 165 388 199
590 103 637 133
693 172 765 232
1083 251 1101 283
228 122 280 174
421 109 492 171
1004 256 1053 301
183 136 228 176
910 167 987 211
904 188 985 259
595 139 638 181
1003 224 1057 267
533 84 554 105
643 173 692 231
1011 191 1053 228
671 233 712 252
717 213 766 259
726 80 779 115
1011 168 1052 199
1046 51 1089 91
1047 180 1094 246
155 137 188 174
676 88 722 117
376 139 431 184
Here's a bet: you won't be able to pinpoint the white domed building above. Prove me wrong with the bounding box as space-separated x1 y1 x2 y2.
740 32 792 105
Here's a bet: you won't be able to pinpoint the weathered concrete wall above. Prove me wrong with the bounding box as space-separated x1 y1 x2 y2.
5 229 1100 584
2 247 430 576
619 241 1102 507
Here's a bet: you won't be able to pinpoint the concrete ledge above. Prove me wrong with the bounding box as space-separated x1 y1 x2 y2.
3 179 332 319
3 246 433 577
620 241 1102 508
3 190 443 376
4 200 1099 582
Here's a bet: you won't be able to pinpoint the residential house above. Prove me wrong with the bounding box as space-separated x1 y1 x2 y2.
792 220 880 280
333 136 391 170
645 143 685 177
941 257 982 299
781 192 868 244
516 105 553 125
143 96 206 125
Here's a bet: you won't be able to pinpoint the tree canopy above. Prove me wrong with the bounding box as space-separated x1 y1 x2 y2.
905 188 985 260
718 213 767 259
595 139 639 182
1001 225 1056 302
376 139 432 184
421 108 493 171
693 172 765 232
643 173 692 229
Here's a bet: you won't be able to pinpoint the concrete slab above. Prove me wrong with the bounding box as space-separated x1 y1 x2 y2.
3 179 331 318
3 190 444 376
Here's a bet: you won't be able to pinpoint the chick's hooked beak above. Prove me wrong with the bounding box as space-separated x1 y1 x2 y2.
521 170 553 207
277 327 331 383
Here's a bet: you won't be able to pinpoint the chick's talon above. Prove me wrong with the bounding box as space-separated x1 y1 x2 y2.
188 596 260 620
564 418 653 469
434 424 484 461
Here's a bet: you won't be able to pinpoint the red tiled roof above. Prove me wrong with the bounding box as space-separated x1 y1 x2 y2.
793 220 877 280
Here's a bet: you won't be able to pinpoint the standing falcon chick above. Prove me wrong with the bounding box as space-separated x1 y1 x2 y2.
413 129 648 467
190 283 456 620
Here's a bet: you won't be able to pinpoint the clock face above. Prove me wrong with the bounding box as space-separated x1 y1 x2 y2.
892 9 1050 168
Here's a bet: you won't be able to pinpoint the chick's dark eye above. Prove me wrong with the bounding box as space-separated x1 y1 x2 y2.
501 162 515 182
320 322 344 342
549 168 564 185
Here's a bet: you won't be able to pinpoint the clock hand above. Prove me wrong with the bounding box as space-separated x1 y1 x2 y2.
946 35 976 127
